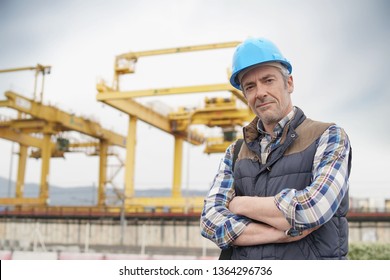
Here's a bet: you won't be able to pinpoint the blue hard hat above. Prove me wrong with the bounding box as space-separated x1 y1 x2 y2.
230 38 292 90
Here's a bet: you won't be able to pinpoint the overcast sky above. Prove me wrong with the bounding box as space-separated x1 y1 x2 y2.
0 0 389 204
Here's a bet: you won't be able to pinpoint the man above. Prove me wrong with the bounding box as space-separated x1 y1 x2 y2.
200 38 352 260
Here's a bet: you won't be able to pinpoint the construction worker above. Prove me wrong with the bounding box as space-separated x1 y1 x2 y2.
200 38 352 260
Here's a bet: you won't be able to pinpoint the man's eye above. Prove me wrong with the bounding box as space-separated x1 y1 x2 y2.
244 85 254 91
266 79 274 83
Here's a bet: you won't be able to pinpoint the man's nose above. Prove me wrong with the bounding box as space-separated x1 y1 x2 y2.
255 83 268 99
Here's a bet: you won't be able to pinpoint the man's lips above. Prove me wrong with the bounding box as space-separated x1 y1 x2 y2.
256 101 274 108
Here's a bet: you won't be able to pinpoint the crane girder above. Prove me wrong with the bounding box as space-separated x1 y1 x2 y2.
114 41 241 77
0 127 52 148
203 136 246 154
96 83 241 99
0 197 46 205
204 141 232 154
3 91 126 147
117 41 241 60
0 126 102 158
191 108 253 124
68 142 99 148
169 106 254 131
0 119 48 131
97 97 205 145
0 100 12 108
0 64 51 74
97 81 251 144
97 97 171 131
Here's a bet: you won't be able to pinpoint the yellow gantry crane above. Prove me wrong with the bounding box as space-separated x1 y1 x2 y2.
0 65 127 208
0 42 253 214
96 42 254 213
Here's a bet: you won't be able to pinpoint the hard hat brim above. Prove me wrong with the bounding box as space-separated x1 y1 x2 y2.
230 60 292 90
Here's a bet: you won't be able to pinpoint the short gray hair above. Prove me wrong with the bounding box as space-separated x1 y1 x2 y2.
238 62 290 86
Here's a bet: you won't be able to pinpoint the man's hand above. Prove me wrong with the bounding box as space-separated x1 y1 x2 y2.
232 223 318 246
277 227 319 243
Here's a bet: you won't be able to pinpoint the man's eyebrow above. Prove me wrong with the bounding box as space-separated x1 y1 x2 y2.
260 74 277 80
242 74 277 87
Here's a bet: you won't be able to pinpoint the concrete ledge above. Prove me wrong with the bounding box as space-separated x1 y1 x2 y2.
12 251 58 260
59 252 104 260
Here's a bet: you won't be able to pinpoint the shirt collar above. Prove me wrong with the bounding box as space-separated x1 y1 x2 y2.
257 107 296 138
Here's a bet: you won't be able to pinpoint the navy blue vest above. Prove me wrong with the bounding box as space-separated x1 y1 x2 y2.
232 108 350 260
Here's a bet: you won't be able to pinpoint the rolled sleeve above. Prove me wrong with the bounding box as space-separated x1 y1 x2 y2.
274 125 351 230
200 143 251 249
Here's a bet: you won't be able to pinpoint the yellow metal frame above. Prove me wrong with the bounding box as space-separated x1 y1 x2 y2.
112 42 241 90
0 90 126 207
96 41 253 213
0 42 252 214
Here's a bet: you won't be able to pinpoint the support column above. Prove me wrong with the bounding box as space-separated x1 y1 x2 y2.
124 115 137 200
172 136 183 198
39 133 51 205
98 140 108 207
15 144 28 198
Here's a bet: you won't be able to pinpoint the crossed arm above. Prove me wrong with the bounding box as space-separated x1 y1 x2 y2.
200 125 351 249
228 196 315 246
200 147 315 248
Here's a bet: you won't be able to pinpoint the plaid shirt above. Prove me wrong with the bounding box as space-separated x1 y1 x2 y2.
200 108 351 249
258 108 296 164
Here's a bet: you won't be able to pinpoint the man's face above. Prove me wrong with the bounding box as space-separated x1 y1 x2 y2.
241 65 294 131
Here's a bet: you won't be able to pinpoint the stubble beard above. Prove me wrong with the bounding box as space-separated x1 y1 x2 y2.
259 111 282 128
254 100 281 127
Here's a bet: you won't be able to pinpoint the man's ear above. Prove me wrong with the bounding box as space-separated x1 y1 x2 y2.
287 75 294 93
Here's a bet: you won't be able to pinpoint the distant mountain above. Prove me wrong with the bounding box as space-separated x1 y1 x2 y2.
0 176 207 206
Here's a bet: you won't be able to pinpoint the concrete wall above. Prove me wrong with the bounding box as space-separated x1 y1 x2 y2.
1 218 389 256
0 218 217 254
349 222 390 243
